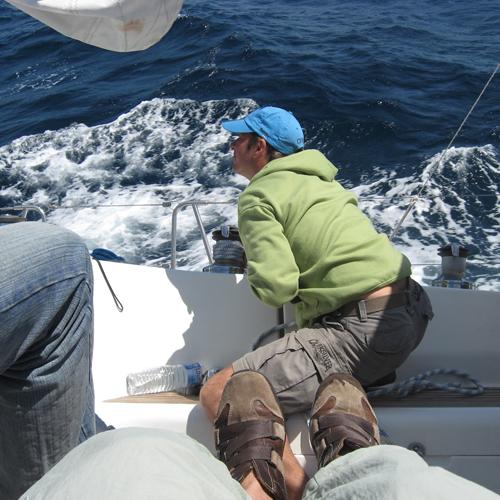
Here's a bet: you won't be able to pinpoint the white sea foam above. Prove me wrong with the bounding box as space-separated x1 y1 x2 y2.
1 98 498 290
0 97 251 268
354 145 499 290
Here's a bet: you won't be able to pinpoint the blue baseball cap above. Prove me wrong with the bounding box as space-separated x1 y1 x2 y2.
222 106 304 155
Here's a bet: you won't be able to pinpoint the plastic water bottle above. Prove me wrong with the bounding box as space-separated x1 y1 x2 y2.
126 362 203 396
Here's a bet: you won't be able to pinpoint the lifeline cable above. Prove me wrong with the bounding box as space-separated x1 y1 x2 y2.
31 193 497 212
47 202 172 209
390 63 500 240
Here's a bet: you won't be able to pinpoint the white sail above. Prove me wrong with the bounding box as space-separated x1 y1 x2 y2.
5 0 184 52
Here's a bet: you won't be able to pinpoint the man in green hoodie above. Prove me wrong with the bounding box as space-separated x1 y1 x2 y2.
200 106 434 500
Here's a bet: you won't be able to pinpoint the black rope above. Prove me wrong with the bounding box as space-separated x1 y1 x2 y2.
366 368 484 398
93 258 124 312
252 321 296 351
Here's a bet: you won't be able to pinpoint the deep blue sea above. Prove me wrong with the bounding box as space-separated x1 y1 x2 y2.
0 0 499 288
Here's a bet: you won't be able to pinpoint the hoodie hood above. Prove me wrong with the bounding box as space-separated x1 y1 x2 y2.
251 149 338 184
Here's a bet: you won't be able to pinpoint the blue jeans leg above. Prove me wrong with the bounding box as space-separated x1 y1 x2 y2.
0 222 95 500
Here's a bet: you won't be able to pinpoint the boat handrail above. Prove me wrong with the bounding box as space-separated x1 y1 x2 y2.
0 205 47 222
170 200 235 269
1 202 494 282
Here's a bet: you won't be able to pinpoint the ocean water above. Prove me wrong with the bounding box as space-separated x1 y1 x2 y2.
0 0 499 288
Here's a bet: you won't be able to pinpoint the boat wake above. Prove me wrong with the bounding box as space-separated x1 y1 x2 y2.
0 97 498 289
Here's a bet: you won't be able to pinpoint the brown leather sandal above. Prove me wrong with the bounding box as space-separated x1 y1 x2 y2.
309 373 380 468
214 370 288 500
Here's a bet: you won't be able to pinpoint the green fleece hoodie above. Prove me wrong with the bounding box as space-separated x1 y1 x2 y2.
238 149 411 327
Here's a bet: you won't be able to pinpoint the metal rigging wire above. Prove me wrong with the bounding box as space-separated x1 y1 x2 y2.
390 63 500 241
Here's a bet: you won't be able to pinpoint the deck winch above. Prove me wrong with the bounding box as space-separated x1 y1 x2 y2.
432 243 475 289
203 226 247 274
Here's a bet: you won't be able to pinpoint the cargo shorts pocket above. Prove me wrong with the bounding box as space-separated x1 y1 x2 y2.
295 326 352 377
253 332 321 414
346 309 415 355
248 332 319 395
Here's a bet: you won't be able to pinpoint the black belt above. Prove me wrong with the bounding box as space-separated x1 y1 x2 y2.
318 291 408 322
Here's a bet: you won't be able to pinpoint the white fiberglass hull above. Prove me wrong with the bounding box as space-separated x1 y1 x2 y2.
92 260 500 492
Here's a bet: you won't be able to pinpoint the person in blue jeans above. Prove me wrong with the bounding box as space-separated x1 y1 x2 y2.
0 221 96 500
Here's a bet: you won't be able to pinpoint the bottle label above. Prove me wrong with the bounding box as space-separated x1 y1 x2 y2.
184 362 203 386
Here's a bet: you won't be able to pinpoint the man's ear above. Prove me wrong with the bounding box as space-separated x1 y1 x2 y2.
255 136 269 156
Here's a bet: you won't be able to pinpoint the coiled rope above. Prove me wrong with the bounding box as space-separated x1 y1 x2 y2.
366 368 484 398
390 63 500 240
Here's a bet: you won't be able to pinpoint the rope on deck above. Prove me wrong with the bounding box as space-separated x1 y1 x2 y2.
367 368 484 398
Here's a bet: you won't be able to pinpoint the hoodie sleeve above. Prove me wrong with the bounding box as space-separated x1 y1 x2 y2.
238 203 299 307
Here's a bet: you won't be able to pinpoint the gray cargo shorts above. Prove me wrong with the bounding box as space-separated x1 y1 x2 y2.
233 279 433 416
